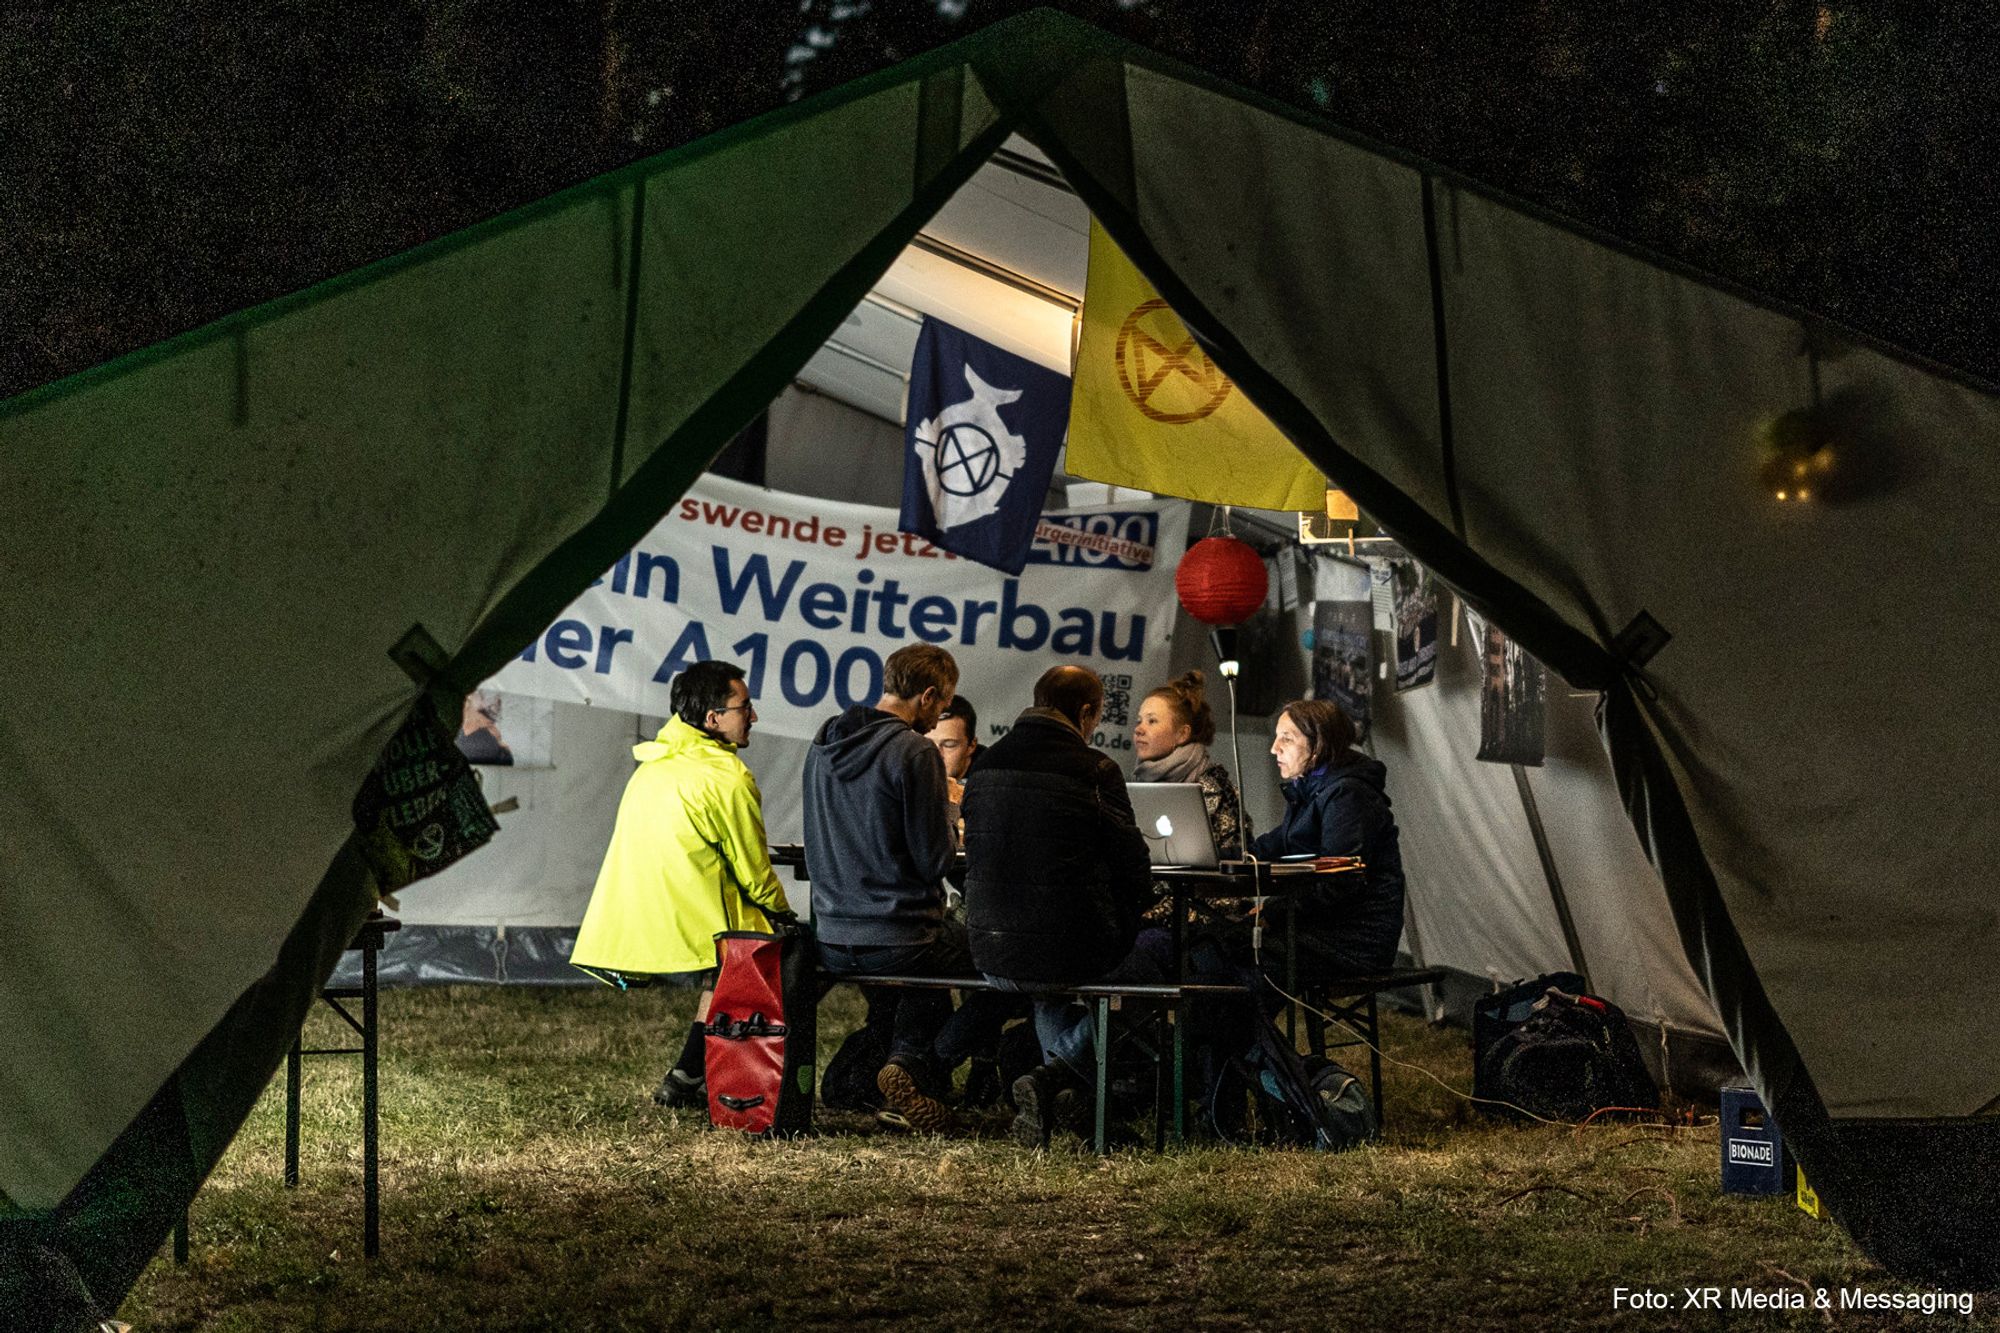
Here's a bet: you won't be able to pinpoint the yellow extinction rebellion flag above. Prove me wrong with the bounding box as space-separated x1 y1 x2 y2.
1065 219 1325 510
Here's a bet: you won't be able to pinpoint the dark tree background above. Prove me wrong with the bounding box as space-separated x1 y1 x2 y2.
4 1 1994 400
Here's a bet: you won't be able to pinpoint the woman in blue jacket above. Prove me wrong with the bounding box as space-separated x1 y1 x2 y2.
1180 698 1405 1134
1240 698 1407 979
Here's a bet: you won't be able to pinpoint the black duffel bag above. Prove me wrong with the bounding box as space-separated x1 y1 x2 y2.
1476 982 1658 1122
1472 971 1587 1094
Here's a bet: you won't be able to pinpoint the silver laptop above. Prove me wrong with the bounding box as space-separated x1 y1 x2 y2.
1127 782 1221 869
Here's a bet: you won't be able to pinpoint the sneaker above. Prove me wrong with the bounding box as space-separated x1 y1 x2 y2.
651 1068 706 1109
877 1060 954 1134
1009 1067 1057 1148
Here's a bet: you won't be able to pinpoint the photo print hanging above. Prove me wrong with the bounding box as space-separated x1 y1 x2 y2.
1311 556 1375 739
455 687 553 767
1466 606 1545 766
1391 562 1439 692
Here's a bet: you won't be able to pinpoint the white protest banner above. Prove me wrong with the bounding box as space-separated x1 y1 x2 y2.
490 475 1188 753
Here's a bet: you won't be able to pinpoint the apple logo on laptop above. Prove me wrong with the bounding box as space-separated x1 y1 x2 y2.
1155 815 1174 838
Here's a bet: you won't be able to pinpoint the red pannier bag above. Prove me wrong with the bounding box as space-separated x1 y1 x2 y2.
704 927 817 1136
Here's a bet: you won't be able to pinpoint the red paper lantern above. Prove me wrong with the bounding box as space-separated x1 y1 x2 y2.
1175 535 1268 626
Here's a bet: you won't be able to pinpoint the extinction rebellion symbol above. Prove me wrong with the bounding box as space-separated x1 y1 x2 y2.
1114 298 1233 423
912 363 1028 530
411 822 447 862
932 423 1003 496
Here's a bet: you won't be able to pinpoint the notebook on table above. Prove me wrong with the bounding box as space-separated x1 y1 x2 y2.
1127 782 1221 869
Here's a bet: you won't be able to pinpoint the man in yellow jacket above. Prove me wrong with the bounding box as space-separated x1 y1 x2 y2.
570 659 795 1106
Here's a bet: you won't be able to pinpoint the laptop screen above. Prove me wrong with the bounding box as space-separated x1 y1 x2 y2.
1127 782 1220 869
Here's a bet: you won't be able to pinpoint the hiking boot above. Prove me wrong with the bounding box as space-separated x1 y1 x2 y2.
651 1068 706 1109
1009 1066 1057 1148
877 1060 954 1134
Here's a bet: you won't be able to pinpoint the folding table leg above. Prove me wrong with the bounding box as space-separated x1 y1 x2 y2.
1284 899 1298 1045
1367 993 1384 1132
1304 1004 1327 1059
363 933 380 1259
284 1036 302 1187
1172 1005 1185 1143
1094 997 1111 1155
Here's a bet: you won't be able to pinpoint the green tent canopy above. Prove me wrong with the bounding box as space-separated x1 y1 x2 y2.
5 9 1997 1319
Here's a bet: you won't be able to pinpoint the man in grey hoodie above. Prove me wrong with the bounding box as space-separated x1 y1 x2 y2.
803 643 965 1131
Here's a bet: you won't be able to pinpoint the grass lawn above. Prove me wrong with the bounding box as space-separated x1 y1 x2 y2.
119 985 1961 1331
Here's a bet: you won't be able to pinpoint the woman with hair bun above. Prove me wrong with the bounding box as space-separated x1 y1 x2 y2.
1132 670 1242 857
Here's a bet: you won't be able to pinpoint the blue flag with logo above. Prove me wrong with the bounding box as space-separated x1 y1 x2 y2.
900 316 1071 575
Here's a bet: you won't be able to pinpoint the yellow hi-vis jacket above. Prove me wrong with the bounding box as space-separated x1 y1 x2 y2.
569 716 793 976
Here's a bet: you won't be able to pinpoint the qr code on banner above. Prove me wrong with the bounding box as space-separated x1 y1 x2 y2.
1101 674 1133 727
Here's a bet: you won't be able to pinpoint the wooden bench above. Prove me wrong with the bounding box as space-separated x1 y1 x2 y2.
827 966 1448 1150
824 973 1250 1152
1295 968 1449 1129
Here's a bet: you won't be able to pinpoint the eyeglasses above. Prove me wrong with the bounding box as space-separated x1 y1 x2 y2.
715 702 756 715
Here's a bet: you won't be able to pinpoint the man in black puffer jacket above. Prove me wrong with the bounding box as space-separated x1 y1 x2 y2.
963 665 1156 1146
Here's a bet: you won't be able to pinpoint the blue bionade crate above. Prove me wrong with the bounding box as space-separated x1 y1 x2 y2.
1720 1085 1788 1194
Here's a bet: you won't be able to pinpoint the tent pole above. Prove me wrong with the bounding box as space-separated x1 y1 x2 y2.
1395 891 1446 1023
1511 763 1591 991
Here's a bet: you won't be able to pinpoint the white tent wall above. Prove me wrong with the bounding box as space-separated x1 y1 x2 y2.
1363 608 1733 1092
351 701 636 984
1517 687 1736 1089
1370 632 1574 988
428 703 634 930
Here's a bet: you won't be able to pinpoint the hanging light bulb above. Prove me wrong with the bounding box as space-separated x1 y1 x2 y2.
1759 408 1839 506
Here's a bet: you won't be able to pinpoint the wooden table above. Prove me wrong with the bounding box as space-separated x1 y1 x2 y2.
767 845 1359 1144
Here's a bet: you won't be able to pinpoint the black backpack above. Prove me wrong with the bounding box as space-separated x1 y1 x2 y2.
821 1013 892 1112
1302 1055 1377 1149
1476 984 1658 1122
1227 1002 1377 1151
